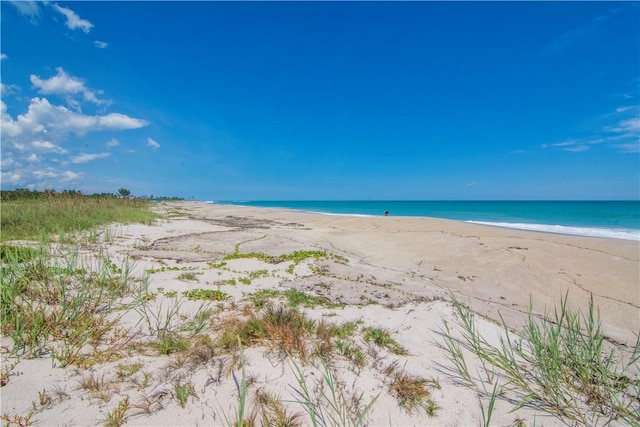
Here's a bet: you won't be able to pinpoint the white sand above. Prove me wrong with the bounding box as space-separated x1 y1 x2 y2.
1 201 638 426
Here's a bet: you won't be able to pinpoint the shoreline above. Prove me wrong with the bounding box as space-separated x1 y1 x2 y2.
2 200 638 425
205 200 640 242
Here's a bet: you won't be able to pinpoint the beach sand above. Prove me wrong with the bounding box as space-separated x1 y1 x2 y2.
2 201 638 426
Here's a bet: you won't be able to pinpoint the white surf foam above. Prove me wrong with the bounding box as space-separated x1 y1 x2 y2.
467 221 640 241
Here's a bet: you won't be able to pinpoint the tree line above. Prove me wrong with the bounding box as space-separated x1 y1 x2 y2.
1 188 183 202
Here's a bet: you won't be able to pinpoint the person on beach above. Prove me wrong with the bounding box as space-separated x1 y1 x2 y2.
384 210 389 216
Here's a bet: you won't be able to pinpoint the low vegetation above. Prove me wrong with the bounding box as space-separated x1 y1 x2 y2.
182 289 230 301
4 190 636 426
1 240 135 363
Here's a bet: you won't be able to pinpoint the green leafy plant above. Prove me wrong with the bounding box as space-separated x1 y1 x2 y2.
208 261 227 269
182 289 230 301
177 272 199 282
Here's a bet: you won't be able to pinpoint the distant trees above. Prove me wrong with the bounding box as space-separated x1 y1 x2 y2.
1 187 184 202
2 189 87 201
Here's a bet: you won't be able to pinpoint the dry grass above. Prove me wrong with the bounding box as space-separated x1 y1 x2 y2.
384 362 440 416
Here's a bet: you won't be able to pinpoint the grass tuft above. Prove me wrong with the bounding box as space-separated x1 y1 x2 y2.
441 292 640 426
384 362 440 416
156 332 189 355
362 327 408 355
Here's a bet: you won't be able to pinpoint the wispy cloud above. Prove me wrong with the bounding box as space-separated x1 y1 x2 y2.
93 40 108 49
543 105 640 154
147 138 160 150
106 138 120 148
71 152 110 164
9 0 41 22
53 4 94 33
0 53 7 60
540 7 623 56
0 82 20 98
31 168 83 183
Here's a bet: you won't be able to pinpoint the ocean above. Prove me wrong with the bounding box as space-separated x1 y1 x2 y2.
213 200 640 241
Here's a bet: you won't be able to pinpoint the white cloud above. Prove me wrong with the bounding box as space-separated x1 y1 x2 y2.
26 153 41 163
30 67 105 107
62 171 83 182
30 168 83 183
53 4 93 33
33 168 61 179
2 97 147 139
0 53 7 60
1 171 22 185
1 156 15 169
99 113 147 130
0 100 22 137
0 96 148 190
9 1 41 21
71 152 110 164
147 138 160 150
93 40 108 49
31 68 84 94
32 140 68 154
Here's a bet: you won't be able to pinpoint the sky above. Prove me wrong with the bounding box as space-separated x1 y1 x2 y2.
1 1 639 200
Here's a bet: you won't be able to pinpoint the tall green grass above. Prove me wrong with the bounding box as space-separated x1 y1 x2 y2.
1 196 158 241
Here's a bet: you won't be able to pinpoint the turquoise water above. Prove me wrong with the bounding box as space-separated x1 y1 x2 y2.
213 200 640 241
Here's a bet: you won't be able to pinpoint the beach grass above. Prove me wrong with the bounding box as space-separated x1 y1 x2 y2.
0 240 137 363
289 355 378 427
441 293 640 426
1 195 158 242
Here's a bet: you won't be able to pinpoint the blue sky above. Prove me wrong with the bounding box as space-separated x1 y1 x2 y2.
1 1 639 200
